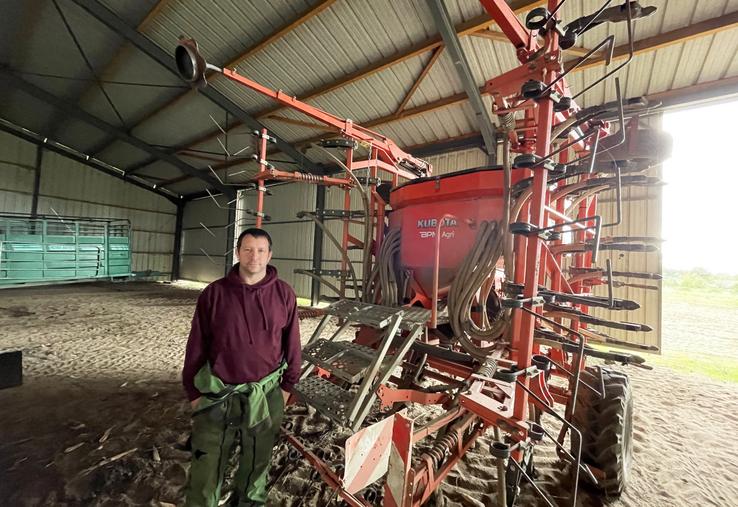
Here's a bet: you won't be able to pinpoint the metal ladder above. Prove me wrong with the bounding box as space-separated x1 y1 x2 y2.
294 300 429 431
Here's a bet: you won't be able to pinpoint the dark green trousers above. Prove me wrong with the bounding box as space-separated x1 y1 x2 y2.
185 387 284 507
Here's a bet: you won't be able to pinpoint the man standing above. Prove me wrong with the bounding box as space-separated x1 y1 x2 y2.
182 228 301 507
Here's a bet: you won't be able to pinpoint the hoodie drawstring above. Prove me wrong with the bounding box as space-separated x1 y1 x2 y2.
255 291 268 331
241 285 254 344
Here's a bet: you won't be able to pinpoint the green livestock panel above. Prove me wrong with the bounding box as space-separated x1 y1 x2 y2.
0 213 132 288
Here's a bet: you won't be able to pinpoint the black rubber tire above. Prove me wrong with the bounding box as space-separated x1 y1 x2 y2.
572 367 634 497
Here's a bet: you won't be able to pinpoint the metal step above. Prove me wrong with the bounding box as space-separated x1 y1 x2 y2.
398 306 432 330
302 339 378 383
294 375 354 425
326 300 431 331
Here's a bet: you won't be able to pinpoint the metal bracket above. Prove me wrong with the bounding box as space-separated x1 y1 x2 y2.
501 296 545 309
312 209 365 219
251 154 275 170
355 176 382 186
513 154 555 170
244 209 271 221
252 130 276 143
242 182 272 195
509 222 561 241
300 268 351 277
319 138 358 150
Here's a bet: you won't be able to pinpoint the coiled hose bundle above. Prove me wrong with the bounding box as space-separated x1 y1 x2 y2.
446 220 509 360
365 228 402 306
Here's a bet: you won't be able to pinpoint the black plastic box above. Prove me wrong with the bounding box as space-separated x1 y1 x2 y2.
0 350 22 389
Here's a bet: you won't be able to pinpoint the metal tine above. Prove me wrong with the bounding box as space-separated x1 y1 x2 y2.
544 356 603 398
539 425 599 484
537 0 615 98
602 162 623 228
200 247 217 265
540 34 615 99
204 188 250 212
516 379 583 507
208 114 229 136
570 77 627 168
200 222 216 237
572 0 634 100
232 145 253 157
605 258 615 308
216 136 231 157
574 0 614 37
209 165 225 185
508 458 556 507
541 0 570 26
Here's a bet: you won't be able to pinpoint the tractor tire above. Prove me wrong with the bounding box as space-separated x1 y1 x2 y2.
572 367 633 497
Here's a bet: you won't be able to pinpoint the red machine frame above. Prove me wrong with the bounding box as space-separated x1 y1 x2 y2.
174 0 655 504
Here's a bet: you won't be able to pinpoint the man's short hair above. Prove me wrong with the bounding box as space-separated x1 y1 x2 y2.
237 228 273 251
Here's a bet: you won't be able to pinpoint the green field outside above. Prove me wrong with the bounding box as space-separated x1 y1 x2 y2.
653 269 738 383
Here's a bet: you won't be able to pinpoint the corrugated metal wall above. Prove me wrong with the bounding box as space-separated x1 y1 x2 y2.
0 130 177 276
0 131 37 213
238 183 316 299
590 183 662 350
180 196 232 283
573 116 664 351
423 147 490 176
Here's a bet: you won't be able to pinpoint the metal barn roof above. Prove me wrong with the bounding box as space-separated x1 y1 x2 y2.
1 0 737 198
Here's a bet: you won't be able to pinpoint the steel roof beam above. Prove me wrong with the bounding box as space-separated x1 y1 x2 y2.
0 118 180 204
50 0 172 145
167 1 545 164
90 0 338 160
69 0 323 177
1 69 233 197
428 0 497 163
298 10 738 148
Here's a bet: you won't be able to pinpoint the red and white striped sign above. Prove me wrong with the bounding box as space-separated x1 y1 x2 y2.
384 411 414 507
343 413 394 495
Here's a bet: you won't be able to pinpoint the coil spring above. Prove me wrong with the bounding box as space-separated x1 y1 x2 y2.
423 431 460 469
297 172 322 184
498 113 515 133
477 360 498 378
298 308 326 320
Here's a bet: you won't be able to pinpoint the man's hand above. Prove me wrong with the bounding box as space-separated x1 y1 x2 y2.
281 389 290 405
190 397 202 409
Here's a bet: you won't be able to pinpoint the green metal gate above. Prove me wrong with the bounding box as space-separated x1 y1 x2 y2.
0 213 132 288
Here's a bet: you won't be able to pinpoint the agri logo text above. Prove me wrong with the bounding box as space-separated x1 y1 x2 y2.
416 217 457 239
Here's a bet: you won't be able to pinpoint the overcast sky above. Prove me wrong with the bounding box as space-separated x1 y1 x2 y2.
662 101 738 275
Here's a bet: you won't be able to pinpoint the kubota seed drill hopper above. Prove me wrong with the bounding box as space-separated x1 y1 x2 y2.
174 1 670 505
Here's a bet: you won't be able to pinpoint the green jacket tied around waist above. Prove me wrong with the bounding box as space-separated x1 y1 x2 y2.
192 361 287 431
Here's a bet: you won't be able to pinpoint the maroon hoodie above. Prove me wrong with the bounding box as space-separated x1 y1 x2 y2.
182 264 301 401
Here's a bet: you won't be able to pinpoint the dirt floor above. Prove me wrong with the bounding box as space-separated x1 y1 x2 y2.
1 281 737 506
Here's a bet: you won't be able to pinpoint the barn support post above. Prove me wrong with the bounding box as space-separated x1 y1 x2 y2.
171 201 184 281
311 185 326 306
